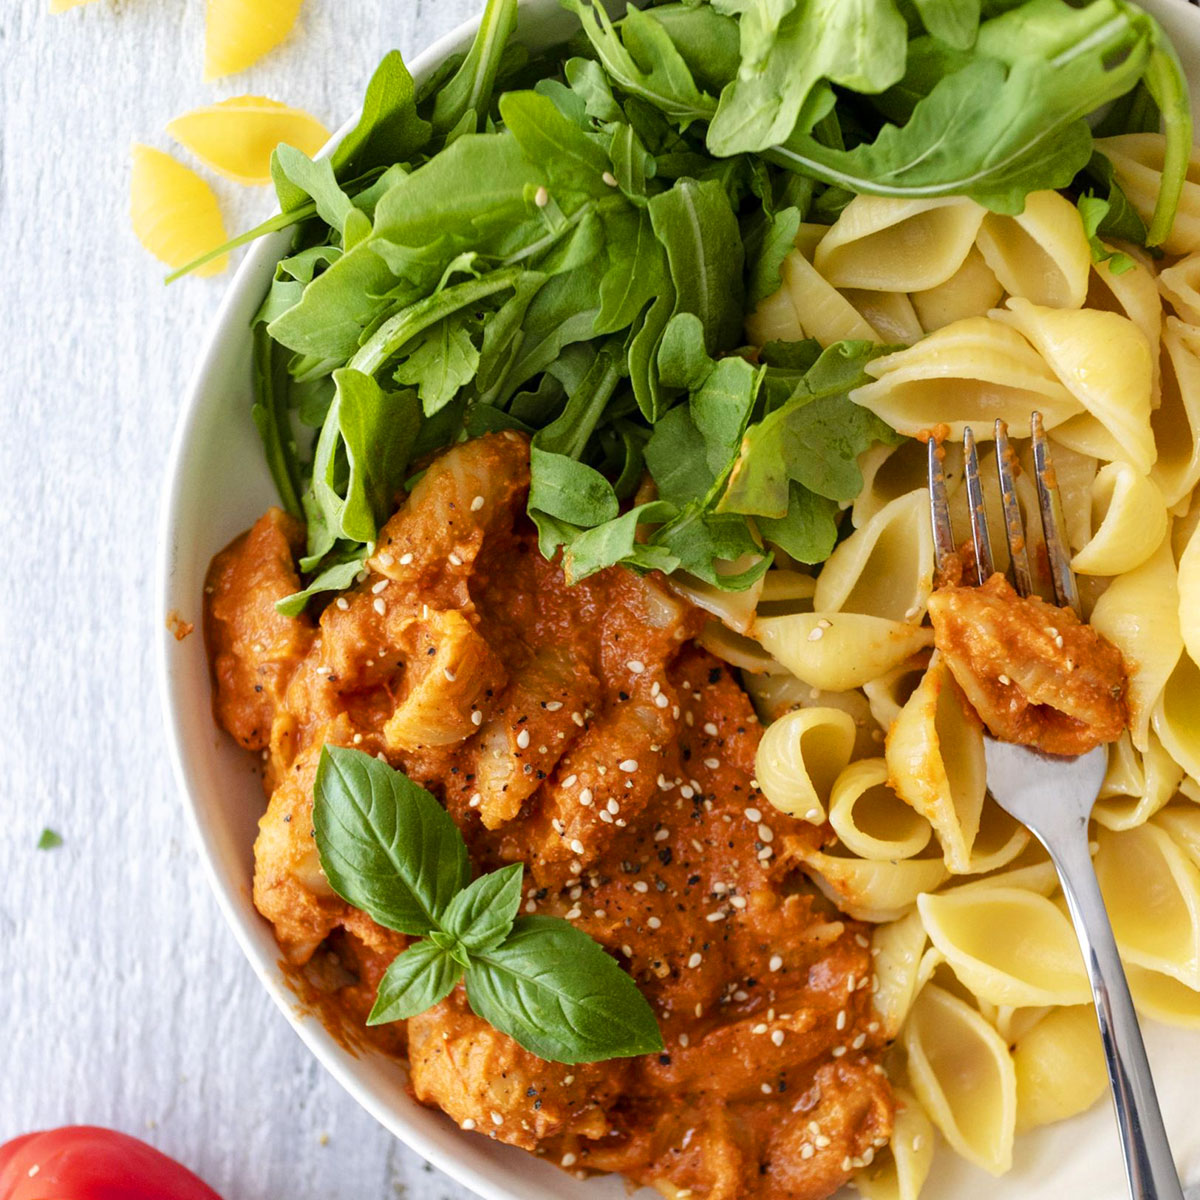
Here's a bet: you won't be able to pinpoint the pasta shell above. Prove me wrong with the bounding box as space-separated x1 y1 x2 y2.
669 566 766 636
752 611 933 693
1094 823 1200 989
1012 1005 1106 1132
815 196 985 292
129 145 229 276
1152 650 1200 782
1093 730 1185 832
829 759 933 862
1086 246 1163 396
917 887 1090 1008
813 491 933 624
843 288 924 345
886 653 986 873
1070 461 1169 575
946 439 1041 577
993 297 1156 475
946 847 1061 899
854 439 962 531
851 316 1081 439
910 246 1004 333
871 911 928 1039
956 801 1030 877
863 652 933 731
168 95 329 185
781 249 882 345
1153 804 1200 872
49 0 98 9
745 282 803 348
696 621 778 674
1158 253 1200 325
204 0 305 81
855 1087 934 1200
903 984 1017 1175
1095 133 1200 256
1126 963 1200 1028
1090 533 1182 750
756 707 856 823
991 1005 1052 1045
1152 318 1200 508
975 189 1092 308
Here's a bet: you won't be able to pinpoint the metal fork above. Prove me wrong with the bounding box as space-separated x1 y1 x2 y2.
928 415 1183 1200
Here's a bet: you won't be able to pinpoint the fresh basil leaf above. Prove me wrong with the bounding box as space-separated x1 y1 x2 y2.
465 916 663 1063
313 746 470 937
529 446 619 527
758 482 841 563
275 554 367 618
393 314 481 415
442 862 524 954
333 50 431 178
368 940 463 1024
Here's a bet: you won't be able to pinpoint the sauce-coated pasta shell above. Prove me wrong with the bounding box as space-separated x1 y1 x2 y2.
1071 461 1168 576
781 249 882 345
851 316 1081 439
903 984 1017 1176
756 706 856 822
1093 730 1185 832
129 144 229 276
911 246 1004 333
1094 823 1200 989
1153 650 1200 782
205 0 305 80
917 887 1089 1008
886 654 986 873
1152 319 1200 508
829 759 933 862
975 189 1091 308
993 297 1156 475
1095 134 1200 255
1012 1005 1106 1132
815 196 984 292
1126 963 1200 1028
1090 534 1182 750
871 911 928 1039
752 612 933 693
168 95 330 185
843 288 924 345
855 1087 934 1200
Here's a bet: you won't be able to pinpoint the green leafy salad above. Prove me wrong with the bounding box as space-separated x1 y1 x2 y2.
180 0 1191 616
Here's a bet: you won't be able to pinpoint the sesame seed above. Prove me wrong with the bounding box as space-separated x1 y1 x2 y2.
562 774 578 788
842 1157 853 1172
444 667 456 682
491 1112 503 1126
680 785 695 799
733 989 748 1001
619 759 638 772
703 722 719 736
758 824 774 843
534 185 550 207
684 711 694 727
545 700 563 711
626 660 645 674
599 810 613 824
602 170 618 187
448 552 463 566
633 881 648 893
399 552 414 565
815 1134 831 1148
469 792 481 808
462 1118 476 1131
706 911 725 922
572 711 585 726
800 1145 814 1160
807 627 824 641
855 933 870 948
678 1033 690 1047
998 673 1011 685
761 1083 773 1095
654 828 670 841
757 847 772 861
752 1023 768 1035
1055 635 1065 648
654 693 669 708
703 757 720 769
353 733 363 744
852 1033 866 1049
730 896 747 910
471 710 483 726
470 495 485 512
516 729 530 749
371 579 388 595
769 955 783 972
607 799 620 814
552 819 565 834
373 598 386 615
335 597 349 611
648 916 662 929
564 1075 575 1085
836 1010 847 1030
570 839 585 855
579 788 593 806
561 1153 576 1167
771 1030 785 1046
687 952 702 968
565 907 581 920
832 1046 846 1058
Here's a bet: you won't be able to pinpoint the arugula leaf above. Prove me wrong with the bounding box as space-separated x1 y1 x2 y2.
1139 24 1193 246
368 940 463 1024
499 91 613 197
757 482 841 563
251 324 303 520
743 205 801 309
562 500 681 581
465 916 665 1063
314 746 470 937
595 208 667 335
332 50 432 178
272 145 356 234
275 554 367 618
640 4 741 95
911 0 981 49
529 446 620 527
392 314 481 414
430 0 519 136
1077 195 1135 275
37 828 63 851
442 863 525 954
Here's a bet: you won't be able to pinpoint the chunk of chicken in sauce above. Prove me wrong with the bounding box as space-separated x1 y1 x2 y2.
205 432 892 1200
928 573 1127 756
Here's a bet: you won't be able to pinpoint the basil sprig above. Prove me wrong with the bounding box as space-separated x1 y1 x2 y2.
313 745 664 1063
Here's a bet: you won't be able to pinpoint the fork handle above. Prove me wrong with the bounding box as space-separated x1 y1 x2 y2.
1043 824 1184 1200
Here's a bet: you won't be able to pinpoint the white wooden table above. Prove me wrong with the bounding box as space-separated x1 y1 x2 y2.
0 1 478 1195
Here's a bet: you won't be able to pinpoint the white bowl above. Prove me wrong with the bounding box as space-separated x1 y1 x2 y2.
158 3 1200 1199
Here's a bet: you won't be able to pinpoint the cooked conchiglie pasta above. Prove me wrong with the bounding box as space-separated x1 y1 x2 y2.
842 288 924 345
946 848 1061 899
1086 247 1163 391
758 569 817 607
812 490 933 623
911 245 1005 333
871 910 928 1038
756 707 856 822
1094 823 1200 989
49 0 98 10
696 620 780 674
1158 253 1200 325
1092 730 1185 832
1070 461 1168 575
855 1087 934 1200
814 195 985 292
167 96 330 185
779 250 882 344
1090 534 1183 750
129 145 229 276
670 562 767 635
1095 133 1200 255
917 886 1090 1008
1152 651 1200 782
1153 805 1200 872
1126 963 1200 1028
1012 1005 1107 1132
829 759 933 861
991 1005 1051 1045
1032 439 1097 553
993 297 1156 475
1152 319 1200 507
886 653 987 873
863 652 933 731
752 611 933 693
854 440 961 531
903 984 1017 1176
788 839 948 923
956 801 1030 876
947 439 1041 575
850 316 1081 438
975 189 1091 308
745 282 803 347
205 0 306 81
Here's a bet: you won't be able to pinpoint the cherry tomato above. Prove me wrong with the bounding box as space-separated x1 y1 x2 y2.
0 1126 223 1200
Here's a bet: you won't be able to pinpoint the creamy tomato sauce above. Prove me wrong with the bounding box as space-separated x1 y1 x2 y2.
205 432 891 1200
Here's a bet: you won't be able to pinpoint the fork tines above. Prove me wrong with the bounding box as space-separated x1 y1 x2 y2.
927 412 1081 616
